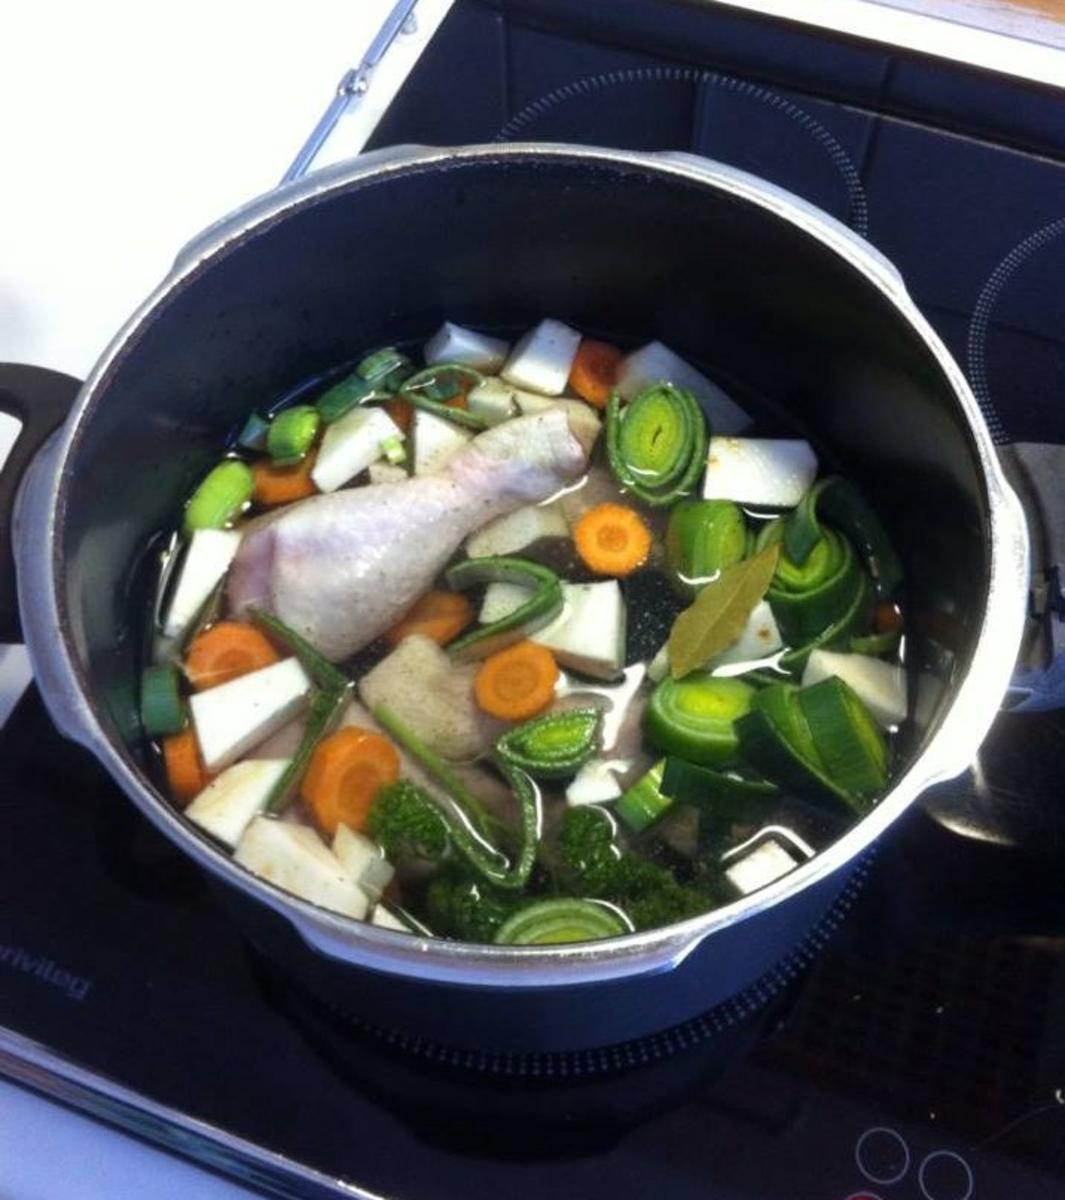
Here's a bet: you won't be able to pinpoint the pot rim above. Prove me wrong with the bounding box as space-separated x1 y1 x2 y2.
17 142 1030 988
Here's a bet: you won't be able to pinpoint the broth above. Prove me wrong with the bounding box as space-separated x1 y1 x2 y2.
141 322 906 946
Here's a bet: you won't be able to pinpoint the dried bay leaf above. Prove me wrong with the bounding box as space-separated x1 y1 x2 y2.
668 544 780 679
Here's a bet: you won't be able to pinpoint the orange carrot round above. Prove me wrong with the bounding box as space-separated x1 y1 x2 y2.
474 641 559 721
574 502 652 577
252 453 318 507
184 621 281 691
300 726 401 836
163 728 210 804
383 397 413 433
874 600 903 635
568 339 623 408
385 590 474 648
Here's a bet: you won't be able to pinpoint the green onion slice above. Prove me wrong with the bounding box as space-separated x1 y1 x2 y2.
184 460 254 535
496 708 601 778
645 673 755 766
445 557 563 661
267 405 320 465
140 665 186 737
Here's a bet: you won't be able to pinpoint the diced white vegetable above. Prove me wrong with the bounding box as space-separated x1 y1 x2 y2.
467 378 518 426
424 322 509 372
702 437 818 508
371 905 414 933
190 657 313 771
332 825 395 903
725 838 800 895
501 318 582 396
511 394 602 456
480 581 534 625
161 530 242 639
367 461 408 486
532 581 626 680
803 649 907 727
466 502 568 558
617 341 751 434
311 406 404 493
412 409 474 475
185 759 290 848
713 600 784 666
235 817 369 920
565 757 632 806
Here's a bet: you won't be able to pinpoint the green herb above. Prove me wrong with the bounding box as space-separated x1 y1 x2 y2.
667 543 780 678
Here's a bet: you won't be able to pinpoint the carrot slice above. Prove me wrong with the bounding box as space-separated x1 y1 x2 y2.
184 621 281 691
252 453 318 507
300 726 401 836
163 728 210 805
574 502 653 577
568 339 623 408
383 397 413 433
445 392 469 411
385 590 474 648
474 641 559 721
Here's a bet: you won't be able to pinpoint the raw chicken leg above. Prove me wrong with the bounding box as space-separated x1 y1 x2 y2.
227 407 591 661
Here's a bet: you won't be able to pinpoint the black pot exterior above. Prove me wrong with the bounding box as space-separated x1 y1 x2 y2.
14 146 1026 1051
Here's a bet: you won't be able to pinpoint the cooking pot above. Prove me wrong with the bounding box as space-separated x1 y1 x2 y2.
5 144 1029 1052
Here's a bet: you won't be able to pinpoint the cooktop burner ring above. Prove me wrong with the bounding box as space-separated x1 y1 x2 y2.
495 65 870 236
967 213 1065 445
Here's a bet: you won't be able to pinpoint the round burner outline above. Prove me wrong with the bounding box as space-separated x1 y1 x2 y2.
967 213 1065 445
496 65 869 237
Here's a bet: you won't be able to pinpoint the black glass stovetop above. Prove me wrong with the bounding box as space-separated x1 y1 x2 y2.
3 683 1065 1200
5 2 1065 1197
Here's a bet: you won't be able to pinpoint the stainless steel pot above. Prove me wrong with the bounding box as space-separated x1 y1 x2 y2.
7 144 1029 1051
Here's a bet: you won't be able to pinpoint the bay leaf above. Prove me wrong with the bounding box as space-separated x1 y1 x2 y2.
668 544 781 679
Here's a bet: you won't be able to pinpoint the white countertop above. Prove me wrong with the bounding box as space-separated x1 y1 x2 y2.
0 4 396 1196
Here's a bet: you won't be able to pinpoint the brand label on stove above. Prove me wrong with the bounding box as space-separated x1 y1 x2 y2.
0 942 91 1001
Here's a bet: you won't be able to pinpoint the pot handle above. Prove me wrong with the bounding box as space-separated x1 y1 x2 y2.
0 365 81 643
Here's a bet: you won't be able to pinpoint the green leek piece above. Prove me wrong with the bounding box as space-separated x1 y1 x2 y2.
444 557 563 661
237 412 270 451
645 673 755 766
357 347 413 389
494 898 632 945
665 499 748 598
735 684 864 814
315 372 383 424
757 519 863 648
184 460 254 535
140 665 186 736
797 677 887 800
398 363 488 430
246 607 349 695
784 476 903 597
659 758 778 822
267 405 320 465
850 628 901 657
779 572 874 674
264 684 351 814
381 434 407 466
372 704 539 890
605 384 708 507
615 760 670 834
495 707 601 778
